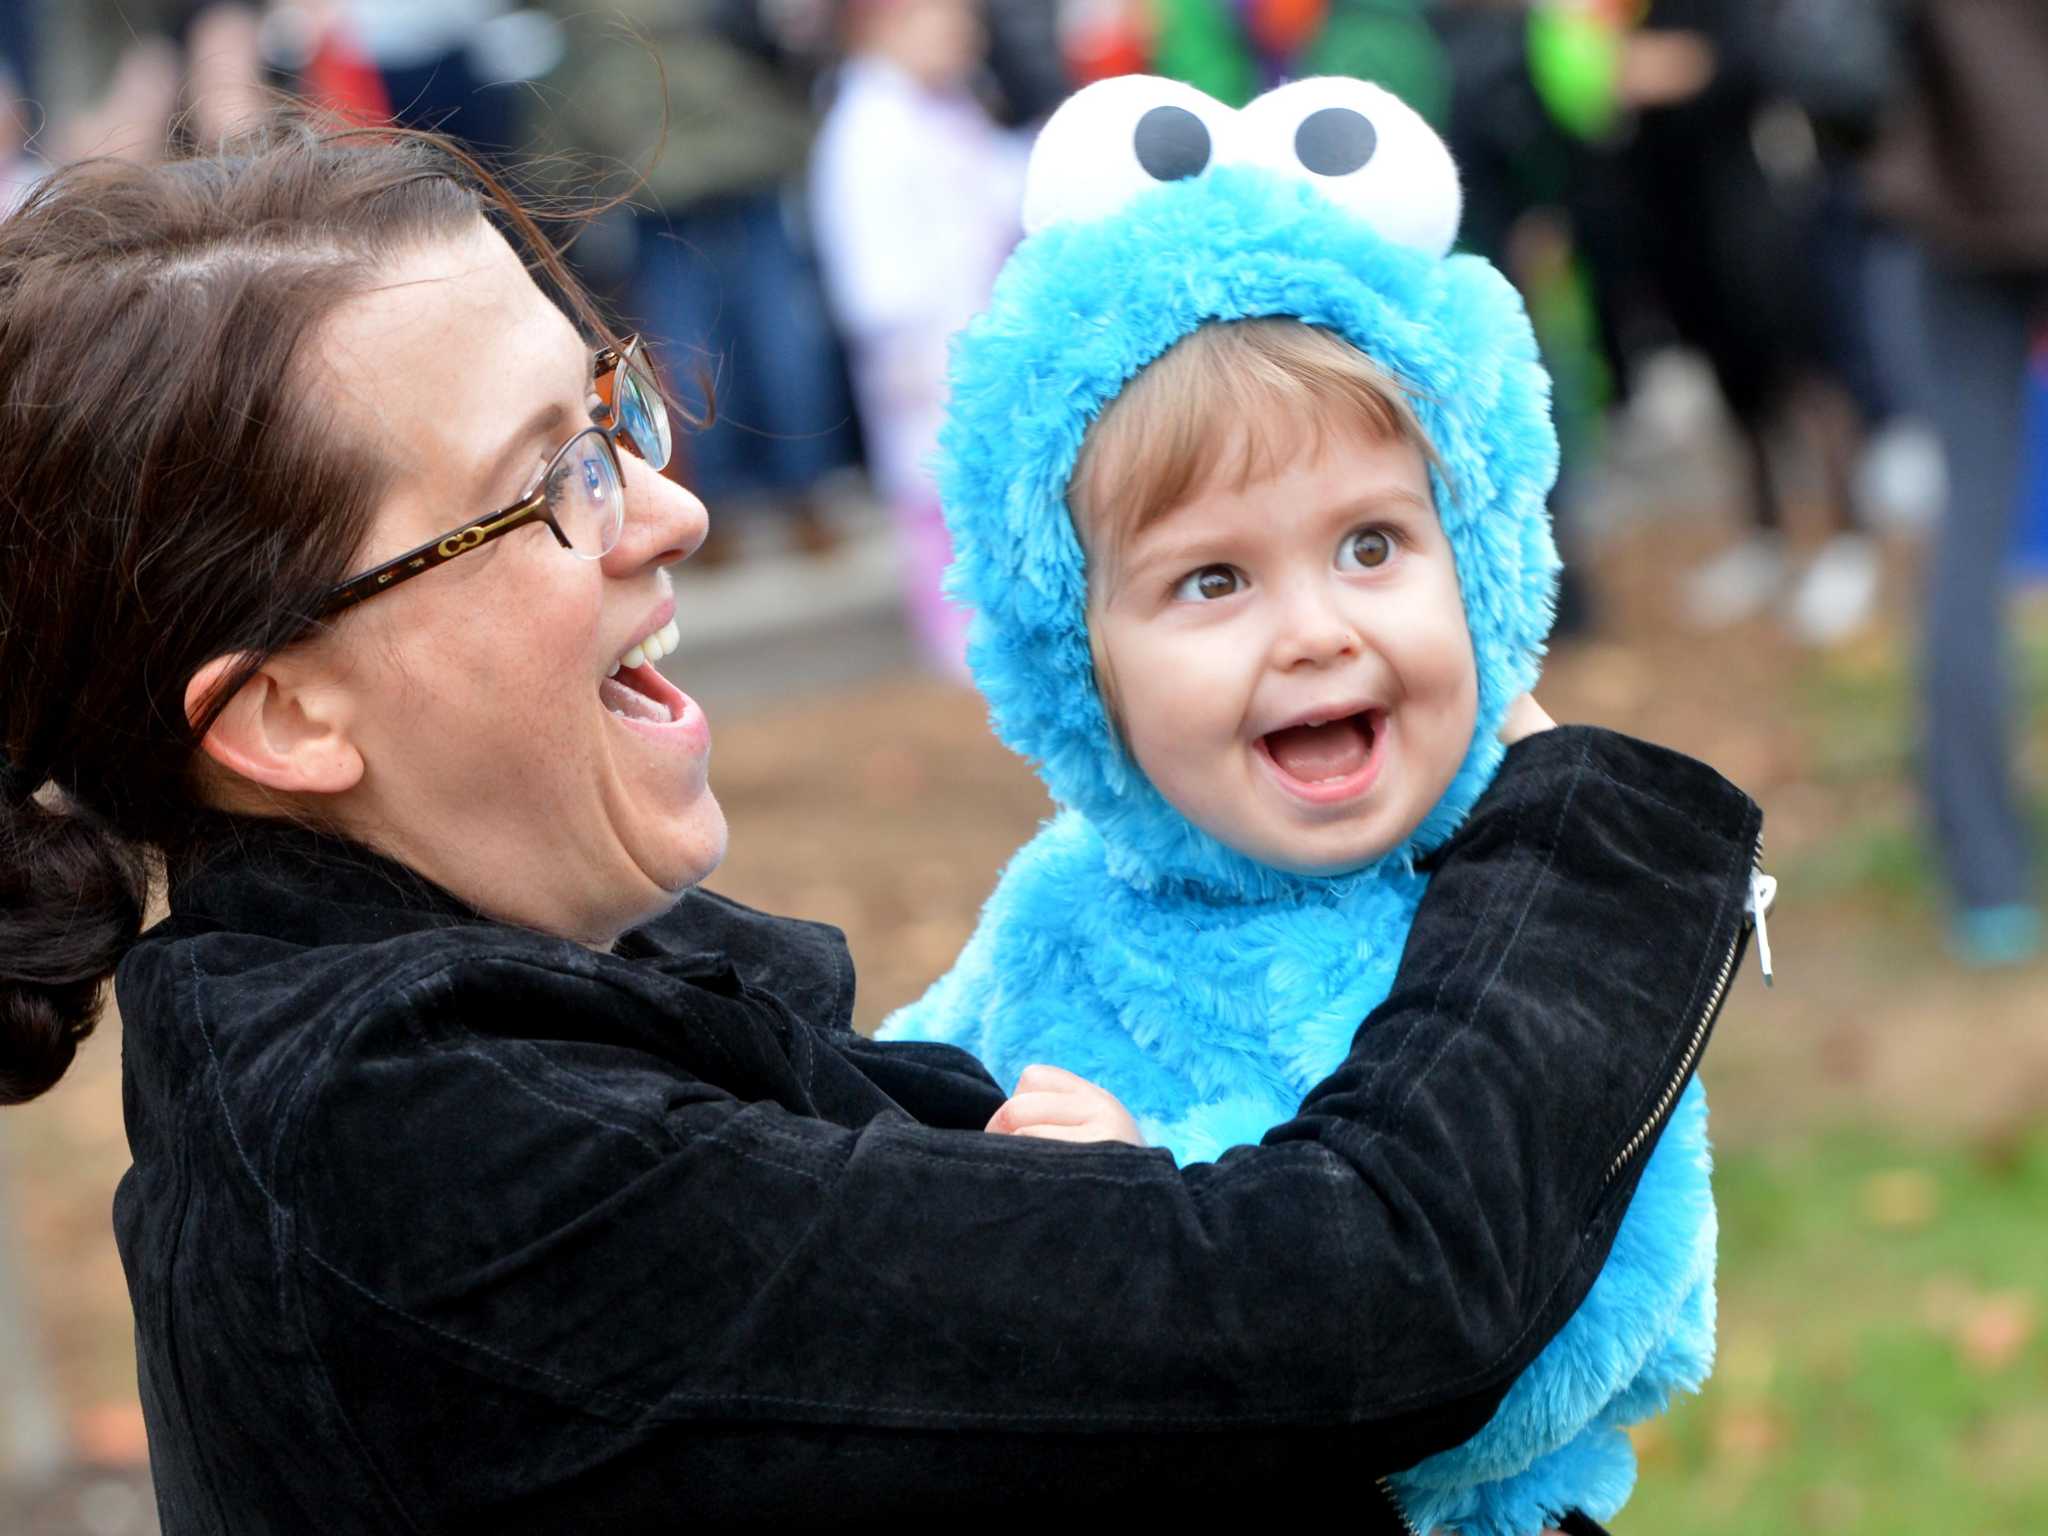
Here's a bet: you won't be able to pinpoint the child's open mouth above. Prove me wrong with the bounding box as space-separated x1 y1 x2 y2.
1256 710 1386 803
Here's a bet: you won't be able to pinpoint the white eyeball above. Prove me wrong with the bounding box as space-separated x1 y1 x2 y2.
1022 75 1237 236
1231 78 1462 259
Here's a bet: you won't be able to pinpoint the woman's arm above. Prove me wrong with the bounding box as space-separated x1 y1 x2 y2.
292 727 1759 1522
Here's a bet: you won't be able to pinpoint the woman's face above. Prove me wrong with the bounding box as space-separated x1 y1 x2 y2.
308 221 725 943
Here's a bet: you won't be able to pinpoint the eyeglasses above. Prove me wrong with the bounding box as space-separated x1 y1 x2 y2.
317 335 674 618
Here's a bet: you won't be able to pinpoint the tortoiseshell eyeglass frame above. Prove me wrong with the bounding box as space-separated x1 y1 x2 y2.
316 335 668 618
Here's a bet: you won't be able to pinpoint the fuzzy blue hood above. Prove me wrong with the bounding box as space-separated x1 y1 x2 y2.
938 76 1562 902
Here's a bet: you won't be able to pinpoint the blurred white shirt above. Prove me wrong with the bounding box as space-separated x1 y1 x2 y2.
810 55 1028 506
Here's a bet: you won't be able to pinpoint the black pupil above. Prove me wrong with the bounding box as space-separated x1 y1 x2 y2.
1198 568 1235 598
1134 106 1212 183
1353 531 1389 566
1295 107 1377 177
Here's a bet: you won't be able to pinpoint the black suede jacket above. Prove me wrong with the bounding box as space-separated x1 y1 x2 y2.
111 727 1762 1533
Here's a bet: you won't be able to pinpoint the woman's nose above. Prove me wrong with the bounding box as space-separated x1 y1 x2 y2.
603 450 708 576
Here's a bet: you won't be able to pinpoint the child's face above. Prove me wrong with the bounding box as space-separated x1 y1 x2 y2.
1089 425 1477 876
858 0 985 90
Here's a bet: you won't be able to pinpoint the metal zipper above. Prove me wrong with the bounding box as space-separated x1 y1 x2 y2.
1749 864 1777 987
1375 1474 1422 1536
1605 834 1767 1186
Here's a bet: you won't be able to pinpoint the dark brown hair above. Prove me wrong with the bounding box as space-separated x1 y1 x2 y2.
0 114 621 1104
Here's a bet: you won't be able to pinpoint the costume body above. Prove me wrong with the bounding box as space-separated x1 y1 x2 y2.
880 76 1717 1534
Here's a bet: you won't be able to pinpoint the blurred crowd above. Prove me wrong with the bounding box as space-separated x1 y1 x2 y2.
1 0 2042 949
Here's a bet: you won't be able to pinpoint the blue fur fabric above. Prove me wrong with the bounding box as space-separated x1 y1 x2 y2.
880 154 1715 1535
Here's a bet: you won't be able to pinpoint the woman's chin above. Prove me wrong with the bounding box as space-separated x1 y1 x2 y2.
635 789 730 899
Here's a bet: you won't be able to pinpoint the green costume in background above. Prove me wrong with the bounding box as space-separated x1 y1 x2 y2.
1149 0 1450 128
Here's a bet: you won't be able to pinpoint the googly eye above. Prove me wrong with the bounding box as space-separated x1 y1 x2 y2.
1233 78 1461 259
1022 75 1236 236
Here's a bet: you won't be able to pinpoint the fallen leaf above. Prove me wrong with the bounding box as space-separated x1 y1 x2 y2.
1627 1417 1673 1467
1861 1168 1939 1230
1711 1404 1782 1464
1958 1291 2038 1373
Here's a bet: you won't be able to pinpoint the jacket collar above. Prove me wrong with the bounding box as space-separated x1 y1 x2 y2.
163 818 838 1009
170 816 493 949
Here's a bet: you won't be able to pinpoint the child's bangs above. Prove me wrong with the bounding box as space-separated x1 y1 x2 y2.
1071 319 1435 567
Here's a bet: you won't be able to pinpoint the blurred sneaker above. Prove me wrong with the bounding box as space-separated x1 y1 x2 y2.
1855 417 1948 535
1682 534 1787 629
1620 348 1725 461
1790 533 1882 646
1949 904 2044 969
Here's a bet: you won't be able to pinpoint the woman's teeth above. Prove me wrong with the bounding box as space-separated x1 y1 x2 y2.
609 617 682 676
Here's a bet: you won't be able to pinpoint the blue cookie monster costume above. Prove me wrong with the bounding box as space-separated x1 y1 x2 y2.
879 75 1716 1536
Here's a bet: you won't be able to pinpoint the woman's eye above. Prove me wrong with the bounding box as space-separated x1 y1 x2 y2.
1173 564 1243 602
515 453 552 503
1339 528 1395 571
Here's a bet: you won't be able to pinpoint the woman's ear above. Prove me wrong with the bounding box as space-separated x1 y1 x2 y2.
185 652 364 797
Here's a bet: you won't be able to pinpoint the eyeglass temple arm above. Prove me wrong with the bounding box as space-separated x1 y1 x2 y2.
317 495 566 616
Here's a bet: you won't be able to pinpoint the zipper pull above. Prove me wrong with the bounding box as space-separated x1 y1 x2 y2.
1747 867 1778 987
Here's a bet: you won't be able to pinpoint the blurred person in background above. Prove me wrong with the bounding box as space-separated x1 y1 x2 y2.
1432 0 1647 640
1868 0 2048 966
980 0 1073 126
543 0 858 566
810 0 1029 678
0 66 43 218
0 0 37 209
1608 0 1879 645
1065 0 1449 125
37 0 172 161
267 0 558 158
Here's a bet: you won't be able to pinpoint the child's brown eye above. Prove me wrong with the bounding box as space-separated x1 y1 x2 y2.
1173 564 1243 602
1341 529 1394 571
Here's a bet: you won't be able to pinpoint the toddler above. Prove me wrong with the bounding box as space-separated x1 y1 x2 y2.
882 75 1763 1535
810 0 1028 676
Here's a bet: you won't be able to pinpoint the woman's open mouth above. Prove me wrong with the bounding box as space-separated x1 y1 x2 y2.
600 664 678 725
598 660 708 750
1255 710 1385 804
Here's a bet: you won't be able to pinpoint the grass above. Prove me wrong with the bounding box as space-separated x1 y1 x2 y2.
1619 1129 2048 1535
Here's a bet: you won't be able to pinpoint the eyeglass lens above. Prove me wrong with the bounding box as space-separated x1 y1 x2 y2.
615 347 672 472
546 428 626 559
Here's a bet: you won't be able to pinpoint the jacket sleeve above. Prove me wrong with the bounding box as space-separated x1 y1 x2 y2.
291 727 1760 1485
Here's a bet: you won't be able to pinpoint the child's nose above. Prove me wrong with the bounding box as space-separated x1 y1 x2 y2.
1271 591 1362 671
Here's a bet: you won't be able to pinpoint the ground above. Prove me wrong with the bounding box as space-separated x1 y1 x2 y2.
3 513 2045 1533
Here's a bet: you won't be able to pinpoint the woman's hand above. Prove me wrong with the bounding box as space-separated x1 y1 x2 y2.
1498 693 1557 746
986 1064 1146 1146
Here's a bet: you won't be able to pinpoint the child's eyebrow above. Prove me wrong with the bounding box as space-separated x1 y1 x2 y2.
1113 482 1439 585
1332 488 1437 521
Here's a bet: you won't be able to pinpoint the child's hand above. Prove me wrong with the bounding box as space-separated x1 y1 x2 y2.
986 1064 1146 1146
1499 693 1557 745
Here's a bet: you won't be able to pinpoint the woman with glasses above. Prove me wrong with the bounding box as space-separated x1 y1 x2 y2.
0 119 1760 1531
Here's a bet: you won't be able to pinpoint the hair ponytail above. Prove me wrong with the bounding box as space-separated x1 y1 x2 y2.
0 787 148 1104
